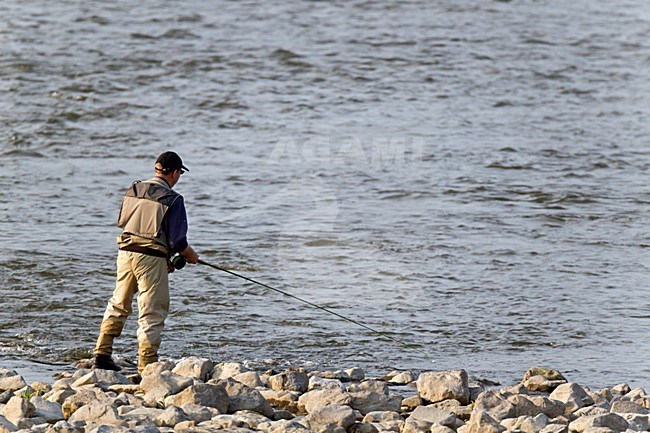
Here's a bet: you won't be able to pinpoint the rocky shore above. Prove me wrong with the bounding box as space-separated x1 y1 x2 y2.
0 359 648 433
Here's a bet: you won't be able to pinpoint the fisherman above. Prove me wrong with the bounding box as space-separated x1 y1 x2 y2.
94 151 199 373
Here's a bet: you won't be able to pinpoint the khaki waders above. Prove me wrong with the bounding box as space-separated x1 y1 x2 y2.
95 250 170 372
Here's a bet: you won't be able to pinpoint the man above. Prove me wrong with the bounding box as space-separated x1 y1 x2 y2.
94 151 199 373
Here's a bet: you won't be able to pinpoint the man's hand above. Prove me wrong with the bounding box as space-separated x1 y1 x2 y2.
166 260 175 273
181 245 199 264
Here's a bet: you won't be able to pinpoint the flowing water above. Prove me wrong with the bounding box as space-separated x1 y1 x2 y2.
1 0 649 388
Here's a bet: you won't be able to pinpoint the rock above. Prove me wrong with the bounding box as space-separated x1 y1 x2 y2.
1 396 35 425
539 423 568 433
179 404 218 424
307 404 356 433
268 368 309 393
610 384 630 396
31 381 52 395
0 371 27 393
523 375 567 393
417 370 469 405
71 370 131 389
67 401 125 426
141 361 175 377
166 383 229 413
347 380 402 415
402 395 423 411
309 376 344 391
62 388 107 418
297 388 353 414
260 389 301 413
620 413 650 431
528 395 566 419
610 400 649 414
362 411 401 423
139 371 193 395
212 378 273 417
567 413 629 432
473 390 516 421
211 362 248 380
172 357 214 382
143 385 171 408
152 406 190 427
266 419 313 433
401 418 431 433
44 420 82 433
429 426 456 433
271 409 294 421
344 368 365 381
30 396 64 423
313 371 351 381
108 384 141 394
522 367 567 383
0 391 12 405
349 422 379 433
387 371 416 385
407 405 456 428
501 413 549 433
233 372 264 389
550 383 594 414
0 415 16 433
464 410 505 433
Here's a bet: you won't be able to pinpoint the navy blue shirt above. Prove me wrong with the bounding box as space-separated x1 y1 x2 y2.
165 194 189 254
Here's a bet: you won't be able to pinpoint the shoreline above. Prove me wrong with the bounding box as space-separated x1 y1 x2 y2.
0 358 649 433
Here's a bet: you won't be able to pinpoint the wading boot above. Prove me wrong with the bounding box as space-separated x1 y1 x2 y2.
94 354 122 371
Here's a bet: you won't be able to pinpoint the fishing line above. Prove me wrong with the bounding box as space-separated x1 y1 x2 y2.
192 258 433 360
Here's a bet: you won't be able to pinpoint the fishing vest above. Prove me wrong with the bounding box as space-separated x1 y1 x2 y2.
116 178 180 257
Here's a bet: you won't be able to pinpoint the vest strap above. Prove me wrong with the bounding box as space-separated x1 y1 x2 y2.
119 245 168 258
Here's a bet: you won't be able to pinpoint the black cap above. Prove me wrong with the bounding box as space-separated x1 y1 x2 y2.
155 151 189 174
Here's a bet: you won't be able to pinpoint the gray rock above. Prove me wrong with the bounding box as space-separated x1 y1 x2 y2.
567 413 629 432
501 413 549 433
179 404 218 424
464 410 505 433
387 371 416 385
362 411 401 423
260 389 301 413
232 372 264 389
266 419 313 433
211 362 248 380
344 368 365 381
139 371 193 395
0 415 16 433
508 394 544 418
473 390 516 421
429 425 456 433
309 376 344 391
271 409 294 421
152 406 190 427
528 395 566 419
172 357 214 382
0 391 12 405
212 378 274 417
402 418 431 433
44 420 83 433
268 368 309 393
417 370 470 405
349 421 379 433
347 380 402 415
298 388 352 414
407 405 456 428
30 396 64 423
67 401 125 426
71 370 131 389
402 395 423 411
610 399 649 414
539 423 568 433
166 383 229 413
142 385 171 408
619 413 650 431
62 388 109 418
0 371 27 393
1 396 35 425
550 383 594 414
141 361 175 377
307 404 356 433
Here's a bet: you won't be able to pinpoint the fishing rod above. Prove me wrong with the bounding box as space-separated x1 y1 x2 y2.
171 255 430 358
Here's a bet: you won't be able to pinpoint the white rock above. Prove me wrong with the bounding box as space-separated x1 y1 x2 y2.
347 380 402 415
259 389 300 413
179 404 218 424
172 357 213 382
211 362 248 380
212 378 273 417
388 371 416 385
307 404 356 433
152 406 189 427
0 396 34 425
71 370 130 389
473 390 516 421
362 411 402 423
166 383 229 413
309 376 345 391
408 405 456 428
344 368 365 381
232 372 264 389
500 414 548 433
268 368 309 393
464 410 504 433
298 388 353 414
141 361 175 377
139 371 193 395
568 413 629 432
417 370 470 405
0 371 27 393
550 383 594 414
67 401 125 426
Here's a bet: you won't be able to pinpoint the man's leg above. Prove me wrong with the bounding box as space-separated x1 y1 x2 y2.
95 250 137 357
133 253 170 373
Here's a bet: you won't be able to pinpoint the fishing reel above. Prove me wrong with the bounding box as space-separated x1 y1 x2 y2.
170 254 186 270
